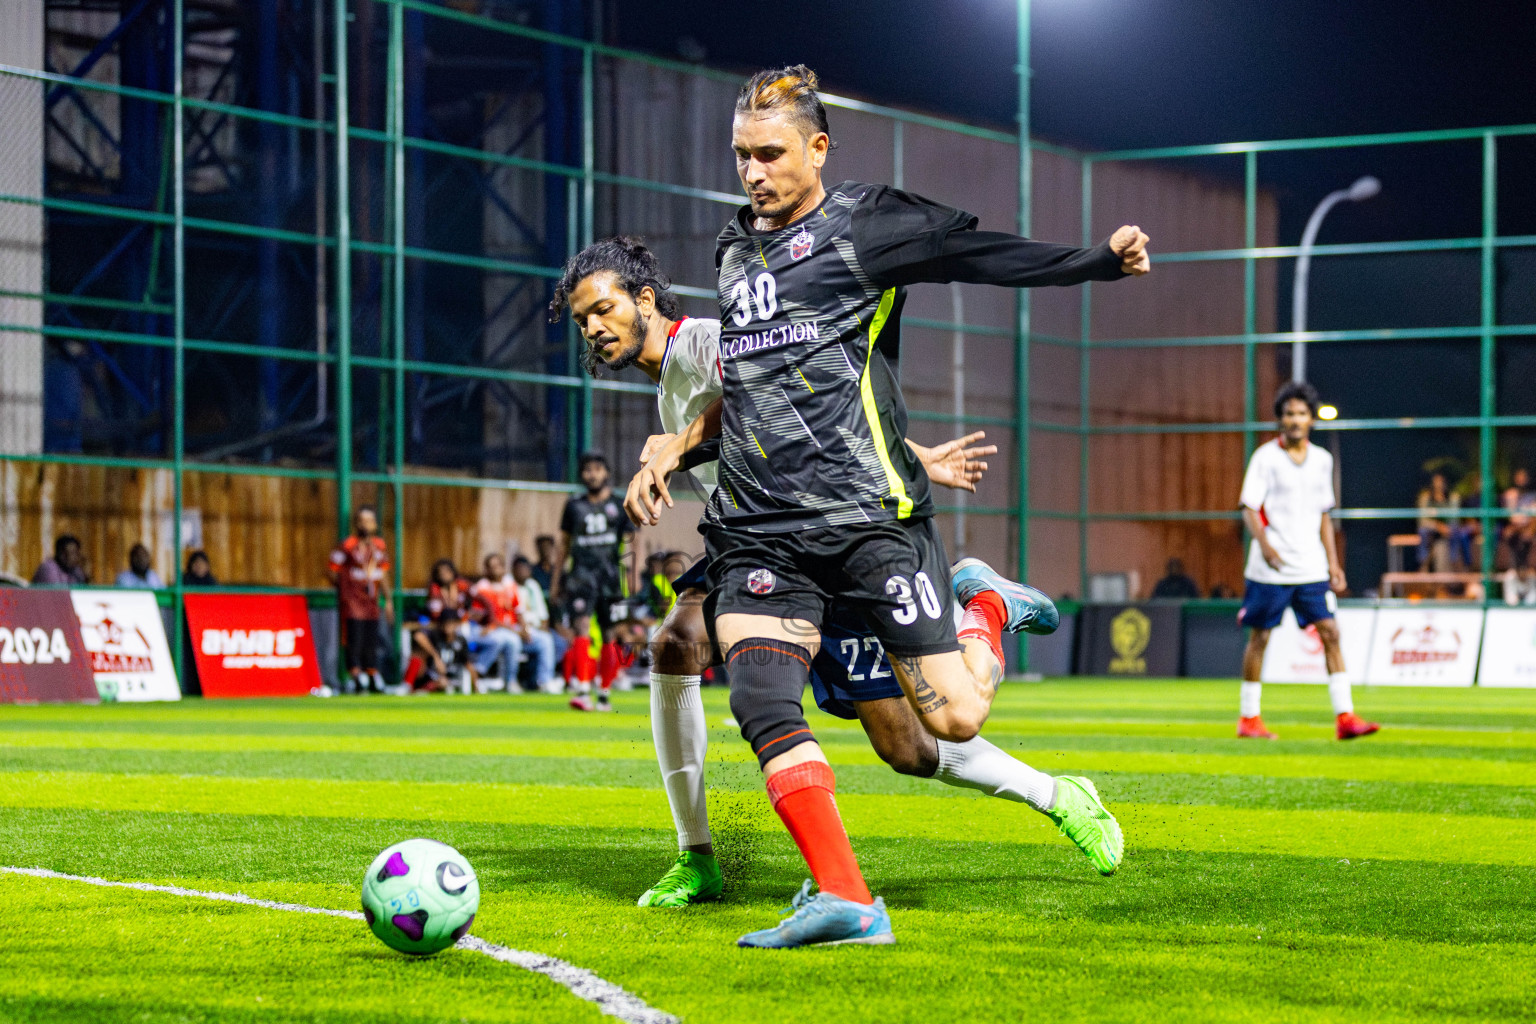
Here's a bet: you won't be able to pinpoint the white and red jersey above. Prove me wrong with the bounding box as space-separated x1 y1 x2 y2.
470 575 522 629
656 317 722 491
1240 437 1336 585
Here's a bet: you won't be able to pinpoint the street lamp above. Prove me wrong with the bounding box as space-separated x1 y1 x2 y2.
1292 175 1381 382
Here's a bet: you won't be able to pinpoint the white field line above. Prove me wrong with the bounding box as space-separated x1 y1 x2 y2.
1 866 679 1024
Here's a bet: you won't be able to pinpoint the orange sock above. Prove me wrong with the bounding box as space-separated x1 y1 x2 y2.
764 761 872 904
958 590 1007 667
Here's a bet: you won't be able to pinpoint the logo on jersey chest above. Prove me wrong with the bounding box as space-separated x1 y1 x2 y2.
747 569 776 595
789 226 815 261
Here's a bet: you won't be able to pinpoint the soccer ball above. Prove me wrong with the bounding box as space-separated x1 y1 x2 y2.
360 838 480 955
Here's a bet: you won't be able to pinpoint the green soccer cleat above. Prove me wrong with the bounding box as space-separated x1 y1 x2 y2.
637 851 723 907
1048 776 1124 876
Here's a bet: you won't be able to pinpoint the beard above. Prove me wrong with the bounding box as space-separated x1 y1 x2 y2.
582 308 648 377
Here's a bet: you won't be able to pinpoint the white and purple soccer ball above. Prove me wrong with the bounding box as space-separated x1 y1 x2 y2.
360 838 479 955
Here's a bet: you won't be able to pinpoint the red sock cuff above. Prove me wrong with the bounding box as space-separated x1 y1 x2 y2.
958 590 1007 666
765 759 836 808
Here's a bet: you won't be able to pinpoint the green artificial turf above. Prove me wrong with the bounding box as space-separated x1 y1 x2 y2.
2 679 1534 1023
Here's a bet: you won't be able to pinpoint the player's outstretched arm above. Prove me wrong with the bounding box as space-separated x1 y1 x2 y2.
852 186 1150 289
907 431 997 493
626 398 723 527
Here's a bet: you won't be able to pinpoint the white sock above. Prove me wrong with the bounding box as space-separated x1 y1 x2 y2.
1240 681 1263 718
934 737 1058 814
650 673 711 848
1328 671 1353 716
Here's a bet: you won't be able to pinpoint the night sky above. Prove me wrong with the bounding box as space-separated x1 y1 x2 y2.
613 1 1536 589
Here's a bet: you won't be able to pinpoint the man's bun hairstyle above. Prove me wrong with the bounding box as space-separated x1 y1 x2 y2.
547 235 681 325
1274 380 1321 419
735 64 835 149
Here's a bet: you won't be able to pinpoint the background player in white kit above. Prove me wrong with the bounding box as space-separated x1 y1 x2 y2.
1238 381 1381 741
551 236 1120 906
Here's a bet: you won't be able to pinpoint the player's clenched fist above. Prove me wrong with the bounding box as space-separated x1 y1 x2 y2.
1110 225 1151 275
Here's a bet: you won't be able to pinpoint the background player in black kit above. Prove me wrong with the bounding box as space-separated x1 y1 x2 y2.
630 65 1149 947
552 451 635 712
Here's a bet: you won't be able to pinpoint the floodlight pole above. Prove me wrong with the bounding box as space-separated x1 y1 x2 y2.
1014 0 1032 673
1291 176 1380 382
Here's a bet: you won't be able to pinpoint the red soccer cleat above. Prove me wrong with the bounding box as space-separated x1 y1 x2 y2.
1237 715 1277 740
1336 712 1380 740
569 695 594 712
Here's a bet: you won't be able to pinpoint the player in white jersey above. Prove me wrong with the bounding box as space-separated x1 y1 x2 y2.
550 236 1118 906
1237 381 1380 741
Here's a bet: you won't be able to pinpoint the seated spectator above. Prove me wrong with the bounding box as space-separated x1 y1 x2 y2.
1418 471 1472 571
1209 581 1237 599
1151 558 1200 599
1501 468 1536 605
115 543 164 589
532 535 558 594
468 554 526 690
639 551 678 621
425 558 471 622
406 608 478 694
512 555 563 693
183 550 217 587
33 534 89 586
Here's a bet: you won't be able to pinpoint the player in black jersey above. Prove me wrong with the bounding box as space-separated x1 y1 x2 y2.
553 451 635 712
630 65 1148 948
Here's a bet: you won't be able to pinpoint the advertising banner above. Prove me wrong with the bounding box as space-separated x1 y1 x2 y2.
70 590 181 702
0 589 96 704
1475 608 1536 688
1075 604 1183 677
184 593 321 698
1363 607 1484 686
1260 607 1375 684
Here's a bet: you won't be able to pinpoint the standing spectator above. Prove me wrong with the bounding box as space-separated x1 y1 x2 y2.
1501 468 1536 605
1151 557 1200 599
327 506 393 694
532 535 558 594
1417 472 1471 571
512 555 563 693
468 554 525 690
182 550 217 586
115 543 164 588
33 534 89 585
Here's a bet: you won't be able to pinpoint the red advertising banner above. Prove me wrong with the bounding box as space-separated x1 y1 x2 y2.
0 590 97 704
183 594 321 698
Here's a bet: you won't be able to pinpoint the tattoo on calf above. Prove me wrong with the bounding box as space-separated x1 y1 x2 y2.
897 656 950 715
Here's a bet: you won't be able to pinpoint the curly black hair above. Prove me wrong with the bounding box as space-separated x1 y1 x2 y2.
1273 379 1321 419
548 237 682 374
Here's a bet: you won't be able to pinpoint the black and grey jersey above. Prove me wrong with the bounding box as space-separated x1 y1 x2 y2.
561 493 633 579
707 180 1129 534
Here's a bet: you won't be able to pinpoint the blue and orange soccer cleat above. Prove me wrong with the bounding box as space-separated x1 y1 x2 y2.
736 880 894 949
950 558 1060 636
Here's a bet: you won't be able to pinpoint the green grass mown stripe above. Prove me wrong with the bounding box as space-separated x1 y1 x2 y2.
3 770 1533 866
4 727 1534 786
2 747 1531 818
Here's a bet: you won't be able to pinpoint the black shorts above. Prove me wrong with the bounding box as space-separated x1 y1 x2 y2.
704 518 960 658
344 617 381 672
563 569 624 631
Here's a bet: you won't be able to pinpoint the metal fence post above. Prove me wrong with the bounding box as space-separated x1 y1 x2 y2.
171 0 185 675
334 0 353 535
1014 0 1032 673
1480 132 1497 589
